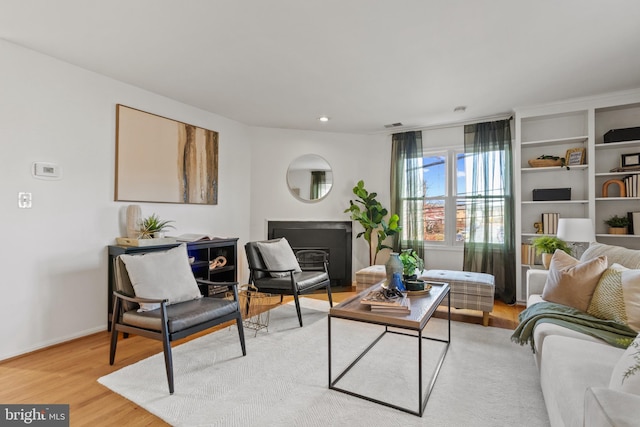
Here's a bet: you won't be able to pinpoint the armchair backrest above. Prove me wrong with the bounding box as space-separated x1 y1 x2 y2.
113 256 139 312
244 240 276 280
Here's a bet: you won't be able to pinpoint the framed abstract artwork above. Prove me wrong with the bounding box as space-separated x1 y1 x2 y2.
115 105 219 204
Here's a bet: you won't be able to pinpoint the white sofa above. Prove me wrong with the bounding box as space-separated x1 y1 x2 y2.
525 242 640 427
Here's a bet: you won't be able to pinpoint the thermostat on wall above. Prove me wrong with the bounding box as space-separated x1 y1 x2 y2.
32 162 62 180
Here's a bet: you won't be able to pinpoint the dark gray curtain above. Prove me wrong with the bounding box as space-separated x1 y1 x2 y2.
391 131 424 260
463 119 515 304
310 171 326 199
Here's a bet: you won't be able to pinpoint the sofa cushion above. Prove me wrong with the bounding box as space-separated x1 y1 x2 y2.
541 250 607 312
540 335 623 427
120 244 202 312
584 387 640 427
581 242 640 268
255 237 302 278
621 269 640 332
609 333 640 395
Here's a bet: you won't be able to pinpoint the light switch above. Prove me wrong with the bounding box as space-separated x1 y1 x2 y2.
18 192 32 208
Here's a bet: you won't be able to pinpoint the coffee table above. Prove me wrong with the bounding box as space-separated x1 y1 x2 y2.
328 281 450 416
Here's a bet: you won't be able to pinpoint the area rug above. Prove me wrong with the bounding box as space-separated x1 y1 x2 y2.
99 298 549 426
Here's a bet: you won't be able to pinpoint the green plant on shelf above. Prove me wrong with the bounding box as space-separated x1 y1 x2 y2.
531 236 570 255
604 215 629 228
138 213 175 239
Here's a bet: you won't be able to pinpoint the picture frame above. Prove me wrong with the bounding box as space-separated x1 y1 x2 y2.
115 105 219 205
621 153 640 168
565 147 585 166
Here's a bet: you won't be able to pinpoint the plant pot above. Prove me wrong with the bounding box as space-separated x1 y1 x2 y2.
153 231 166 238
542 253 553 269
608 227 628 235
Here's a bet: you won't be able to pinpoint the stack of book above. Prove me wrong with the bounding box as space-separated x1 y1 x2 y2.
541 213 560 234
360 288 411 313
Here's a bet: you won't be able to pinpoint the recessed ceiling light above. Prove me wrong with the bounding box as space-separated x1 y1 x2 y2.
318 116 330 122
454 106 467 113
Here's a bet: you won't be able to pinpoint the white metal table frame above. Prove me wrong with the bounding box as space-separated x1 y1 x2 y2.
328 282 450 417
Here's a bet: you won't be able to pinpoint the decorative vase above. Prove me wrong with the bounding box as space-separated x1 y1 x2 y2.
542 253 553 269
384 252 403 289
126 205 142 238
609 227 628 235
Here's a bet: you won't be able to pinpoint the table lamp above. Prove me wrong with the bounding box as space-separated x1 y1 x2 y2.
556 218 595 259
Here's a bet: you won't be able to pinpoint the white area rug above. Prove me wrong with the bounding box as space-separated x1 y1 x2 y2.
99 298 549 426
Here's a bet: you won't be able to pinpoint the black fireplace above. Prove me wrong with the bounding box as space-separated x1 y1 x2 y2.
267 221 352 286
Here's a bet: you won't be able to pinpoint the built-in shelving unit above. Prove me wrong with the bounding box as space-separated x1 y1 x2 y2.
514 90 640 302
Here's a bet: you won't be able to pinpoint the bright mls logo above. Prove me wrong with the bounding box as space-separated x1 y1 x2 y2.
1 405 69 426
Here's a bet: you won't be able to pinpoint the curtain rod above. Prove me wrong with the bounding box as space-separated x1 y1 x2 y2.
386 112 513 135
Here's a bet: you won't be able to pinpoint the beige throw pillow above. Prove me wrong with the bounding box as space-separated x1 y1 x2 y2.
255 238 302 278
609 333 640 395
120 244 202 312
541 250 607 312
621 269 640 332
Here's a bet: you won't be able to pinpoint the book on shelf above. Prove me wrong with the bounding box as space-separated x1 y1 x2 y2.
541 213 559 234
174 233 225 242
521 243 536 265
623 175 639 198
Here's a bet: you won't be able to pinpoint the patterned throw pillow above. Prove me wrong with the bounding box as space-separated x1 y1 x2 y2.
609 333 640 395
587 263 629 325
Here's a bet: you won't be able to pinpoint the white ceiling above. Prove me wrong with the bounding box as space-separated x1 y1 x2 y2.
2 0 640 134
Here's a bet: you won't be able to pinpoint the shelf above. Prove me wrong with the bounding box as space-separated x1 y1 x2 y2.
595 171 640 177
595 197 640 201
521 200 588 204
521 233 553 237
596 233 640 238
595 140 640 150
521 165 587 173
521 136 588 147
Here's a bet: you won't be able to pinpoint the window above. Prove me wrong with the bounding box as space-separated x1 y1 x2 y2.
416 148 505 246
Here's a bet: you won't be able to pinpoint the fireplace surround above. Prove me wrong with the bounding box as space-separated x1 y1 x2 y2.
267 221 352 286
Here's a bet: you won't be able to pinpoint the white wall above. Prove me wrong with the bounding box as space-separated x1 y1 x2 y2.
0 40 252 360
248 126 389 277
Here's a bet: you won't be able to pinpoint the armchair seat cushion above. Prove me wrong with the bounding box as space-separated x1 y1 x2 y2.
254 271 330 292
122 298 239 334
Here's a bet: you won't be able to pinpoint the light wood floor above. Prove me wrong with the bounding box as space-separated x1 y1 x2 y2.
0 290 523 426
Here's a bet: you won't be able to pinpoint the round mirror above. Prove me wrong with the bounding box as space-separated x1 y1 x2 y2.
287 154 333 202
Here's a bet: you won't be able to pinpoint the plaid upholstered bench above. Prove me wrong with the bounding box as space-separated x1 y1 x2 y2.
354 266 495 326
419 269 495 326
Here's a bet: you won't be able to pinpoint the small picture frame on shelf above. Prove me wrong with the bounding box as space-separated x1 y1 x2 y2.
621 153 640 168
565 147 585 166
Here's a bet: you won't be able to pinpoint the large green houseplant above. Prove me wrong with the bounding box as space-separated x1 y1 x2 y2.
344 180 401 265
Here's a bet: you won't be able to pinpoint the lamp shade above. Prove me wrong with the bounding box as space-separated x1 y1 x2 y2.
556 218 595 243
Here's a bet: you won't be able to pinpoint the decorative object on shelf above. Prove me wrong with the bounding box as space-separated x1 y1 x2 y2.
531 236 571 269
533 222 543 234
398 248 424 281
565 147 586 166
528 154 566 168
345 180 402 265
604 215 630 235
631 212 640 236
209 255 227 270
384 252 403 289
602 179 627 198
125 205 142 238
137 213 175 239
556 218 595 259
604 126 640 143
532 188 571 201
621 153 640 168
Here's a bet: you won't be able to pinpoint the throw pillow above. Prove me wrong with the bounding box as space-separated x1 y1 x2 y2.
609 333 640 395
587 263 629 325
541 249 607 312
120 244 202 312
621 269 640 332
255 238 302 278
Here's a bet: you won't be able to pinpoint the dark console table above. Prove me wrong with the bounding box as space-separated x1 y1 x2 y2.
107 238 238 329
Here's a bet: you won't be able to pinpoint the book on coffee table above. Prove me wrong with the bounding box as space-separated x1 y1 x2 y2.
360 289 410 312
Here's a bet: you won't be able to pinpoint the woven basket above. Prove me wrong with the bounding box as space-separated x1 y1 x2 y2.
528 158 562 168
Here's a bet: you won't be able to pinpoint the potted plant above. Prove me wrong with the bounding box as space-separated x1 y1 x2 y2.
604 215 629 235
531 236 571 269
398 249 424 280
138 213 175 239
344 180 402 265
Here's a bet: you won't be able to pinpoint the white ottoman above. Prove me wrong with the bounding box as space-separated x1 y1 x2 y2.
419 269 495 326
